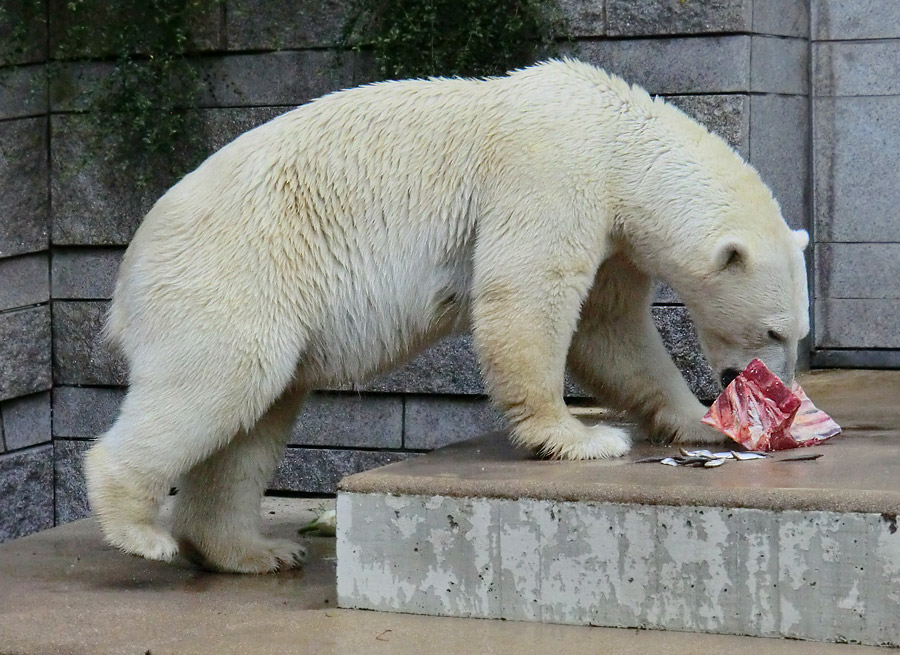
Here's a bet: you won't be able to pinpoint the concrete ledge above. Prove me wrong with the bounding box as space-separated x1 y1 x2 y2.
337 371 900 645
337 431 900 645
337 492 900 645
339 430 900 516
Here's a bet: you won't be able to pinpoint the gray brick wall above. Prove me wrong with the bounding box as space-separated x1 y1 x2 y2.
9 0 890 543
811 0 900 365
0 72 53 541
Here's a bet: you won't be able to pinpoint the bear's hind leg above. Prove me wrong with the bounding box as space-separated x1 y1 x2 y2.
84 439 179 561
85 356 293 562
85 387 246 562
171 389 306 573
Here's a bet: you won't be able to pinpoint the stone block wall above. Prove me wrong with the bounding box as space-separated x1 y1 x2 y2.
811 0 900 367
10 0 889 543
0 21 54 541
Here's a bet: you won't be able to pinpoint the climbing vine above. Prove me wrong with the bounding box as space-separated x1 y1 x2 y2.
0 0 569 187
0 0 223 188
341 0 568 80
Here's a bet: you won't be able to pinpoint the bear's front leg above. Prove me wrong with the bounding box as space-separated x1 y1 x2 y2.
472 267 631 461
568 265 724 445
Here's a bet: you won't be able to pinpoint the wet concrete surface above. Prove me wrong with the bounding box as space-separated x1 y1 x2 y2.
0 370 897 654
0 498 888 655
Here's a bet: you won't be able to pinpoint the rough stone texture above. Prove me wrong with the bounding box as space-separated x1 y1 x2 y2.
0 306 51 401
750 94 810 231
653 282 682 305
1 391 51 451
48 61 113 113
52 301 127 386
337 492 900 646
814 96 900 243
816 243 900 300
752 0 809 37
362 335 485 395
52 386 124 438
606 0 751 36
47 0 224 58
651 306 718 402
0 445 53 542
0 65 47 120
577 35 806 95
814 41 900 97
575 36 750 95
272 448 415 494
362 311 714 400
0 0 47 66
51 248 124 300
290 393 403 448
750 36 808 95
0 253 49 310
50 108 291 245
0 117 49 258
198 50 372 108
53 438 91 525
558 0 605 37
225 0 351 50
815 299 900 349
197 105 288 152
404 396 506 450
811 0 900 40
50 114 164 246
665 94 749 155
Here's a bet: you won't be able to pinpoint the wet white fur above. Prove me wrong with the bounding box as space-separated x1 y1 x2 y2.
85 59 809 572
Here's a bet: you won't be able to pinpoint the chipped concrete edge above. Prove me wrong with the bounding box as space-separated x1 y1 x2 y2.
337 472 900 517
336 492 900 647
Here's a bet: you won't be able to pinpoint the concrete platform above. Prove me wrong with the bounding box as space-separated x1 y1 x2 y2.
337 370 900 646
0 498 890 655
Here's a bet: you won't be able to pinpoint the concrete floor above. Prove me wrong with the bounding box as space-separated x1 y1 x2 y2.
0 498 889 655
0 369 897 654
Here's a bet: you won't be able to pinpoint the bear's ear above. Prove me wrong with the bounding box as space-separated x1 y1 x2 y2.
714 238 748 272
792 229 809 251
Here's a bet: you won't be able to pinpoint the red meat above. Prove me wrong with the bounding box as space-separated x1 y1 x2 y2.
702 359 840 451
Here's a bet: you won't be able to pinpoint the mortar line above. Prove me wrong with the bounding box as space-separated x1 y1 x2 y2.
806 5 817 370
43 0 58 529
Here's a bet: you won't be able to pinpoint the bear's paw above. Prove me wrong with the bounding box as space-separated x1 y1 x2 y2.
538 422 632 460
184 537 309 574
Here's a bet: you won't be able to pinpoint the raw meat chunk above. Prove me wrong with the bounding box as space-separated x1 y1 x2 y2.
702 359 840 451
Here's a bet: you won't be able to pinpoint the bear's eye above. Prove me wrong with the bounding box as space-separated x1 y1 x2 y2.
767 330 786 343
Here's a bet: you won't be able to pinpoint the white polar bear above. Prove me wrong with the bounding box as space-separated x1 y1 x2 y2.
85 59 810 573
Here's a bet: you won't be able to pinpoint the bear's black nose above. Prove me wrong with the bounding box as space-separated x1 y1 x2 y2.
720 368 741 388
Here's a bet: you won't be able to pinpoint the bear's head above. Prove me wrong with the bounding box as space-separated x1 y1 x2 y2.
689 227 810 389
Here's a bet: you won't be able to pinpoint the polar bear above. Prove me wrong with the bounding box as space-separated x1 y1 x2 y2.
85 58 809 573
